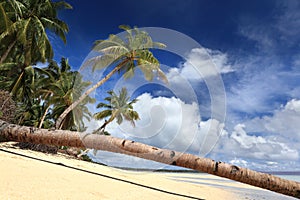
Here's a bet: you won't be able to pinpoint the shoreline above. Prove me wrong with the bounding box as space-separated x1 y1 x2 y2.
103 166 300 176
0 142 298 200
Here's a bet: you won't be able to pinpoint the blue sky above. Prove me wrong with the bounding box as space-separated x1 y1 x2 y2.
51 0 300 171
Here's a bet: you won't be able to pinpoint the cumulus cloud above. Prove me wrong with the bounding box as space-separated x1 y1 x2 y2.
210 99 300 170
245 99 300 141
214 123 298 162
167 47 234 82
165 47 228 120
116 93 223 155
89 93 224 168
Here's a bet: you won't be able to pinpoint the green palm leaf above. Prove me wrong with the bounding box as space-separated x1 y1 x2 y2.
94 110 112 120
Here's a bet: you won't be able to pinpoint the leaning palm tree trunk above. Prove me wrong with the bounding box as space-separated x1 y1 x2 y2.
38 104 51 129
38 92 53 129
55 60 127 129
0 119 299 199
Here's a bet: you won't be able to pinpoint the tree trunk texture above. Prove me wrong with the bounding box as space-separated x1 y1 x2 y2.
0 119 299 199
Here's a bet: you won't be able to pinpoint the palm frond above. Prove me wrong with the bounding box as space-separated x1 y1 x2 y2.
122 60 135 80
17 18 31 44
136 50 168 83
96 102 112 109
0 62 17 70
116 114 123 124
137 61 154 81
81 54 120 71
152 42 167 49
0 3 12 32
40 17 68 43
93 109 112 120
157 68 168 84
119 24 131 31
52 1 72 10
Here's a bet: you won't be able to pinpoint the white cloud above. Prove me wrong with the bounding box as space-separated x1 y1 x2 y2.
225 54 300 115
229 158 248 168
124 94 224 156
167 47 234 82
215 123 299 161
164 47 228 120
231 124 266 149
209 99 300 171
230 2 300 117
285 99 300 111
292 54 300 68
245 99 300 141
88 93 224 168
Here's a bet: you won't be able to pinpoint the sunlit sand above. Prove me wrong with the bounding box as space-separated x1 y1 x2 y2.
0 142 238 200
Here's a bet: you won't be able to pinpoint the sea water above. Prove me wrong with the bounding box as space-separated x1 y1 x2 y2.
277 175 300 183
170 172 300 200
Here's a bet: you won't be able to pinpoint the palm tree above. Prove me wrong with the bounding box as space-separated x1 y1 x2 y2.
9 65 45 127
93 87 139 134
0 0 72 66
37 58 95 131
79 87 139 157
2 57 94 130
50 71 94 131
15 99 53 128
1 120 300 199
35 58 71 128
0 0 71 104
55 25 168 129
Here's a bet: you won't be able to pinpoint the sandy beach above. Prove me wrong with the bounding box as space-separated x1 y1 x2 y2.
0 142 296 200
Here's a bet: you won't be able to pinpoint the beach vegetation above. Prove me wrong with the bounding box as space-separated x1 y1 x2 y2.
55 25 167 129
0 0 71 100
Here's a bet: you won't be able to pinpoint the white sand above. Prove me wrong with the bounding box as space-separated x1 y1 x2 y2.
0 142 244 200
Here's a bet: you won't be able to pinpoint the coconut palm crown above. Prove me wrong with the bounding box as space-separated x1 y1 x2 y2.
93 87 139 134
83 25 168 83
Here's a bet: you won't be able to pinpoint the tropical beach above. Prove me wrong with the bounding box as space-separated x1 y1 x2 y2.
1 142 298 200
1 0 300 199
0 142 234 200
